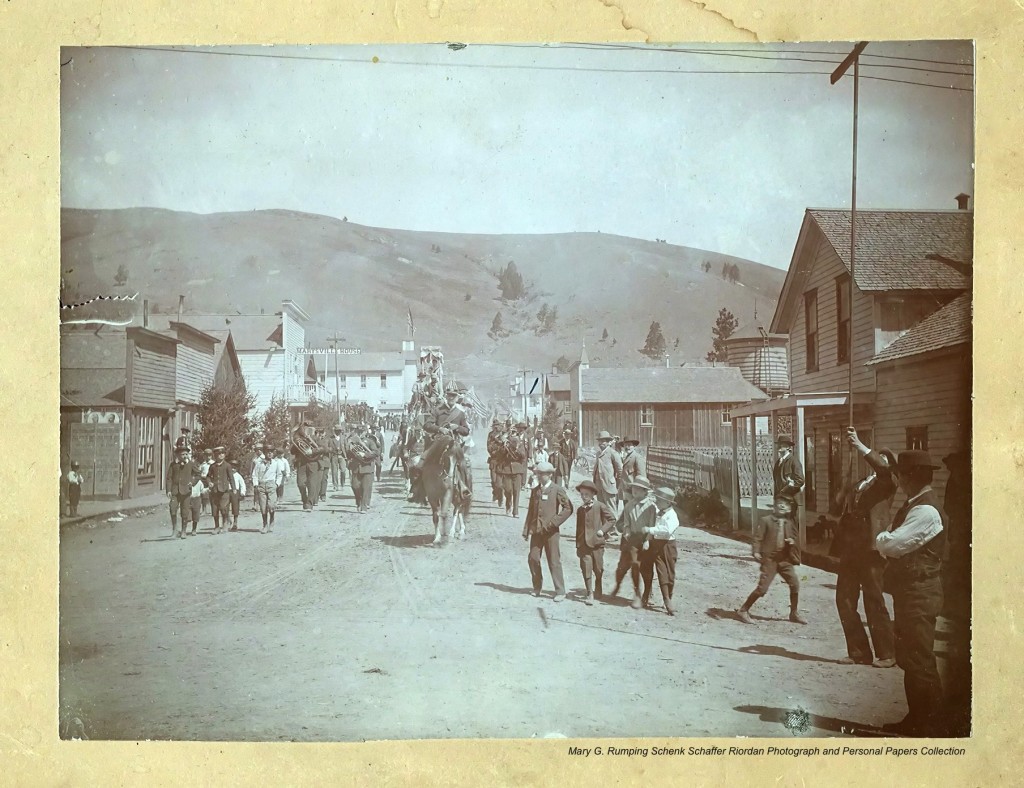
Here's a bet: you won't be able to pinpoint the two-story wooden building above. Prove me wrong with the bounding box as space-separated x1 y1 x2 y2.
730 205 972 532
313 340 419 416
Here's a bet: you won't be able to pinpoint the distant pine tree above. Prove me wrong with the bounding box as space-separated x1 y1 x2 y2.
706 307 740 361
641 321 667 359
602 327 609 341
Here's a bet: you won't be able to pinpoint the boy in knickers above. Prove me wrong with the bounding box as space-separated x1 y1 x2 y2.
736 496 807 625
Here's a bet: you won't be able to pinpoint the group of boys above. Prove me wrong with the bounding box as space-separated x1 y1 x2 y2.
167 435 292 538
520 456 681 612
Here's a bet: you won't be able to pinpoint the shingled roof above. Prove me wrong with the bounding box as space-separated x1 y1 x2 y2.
580 365 766 404
179 314 283 351
868 292 972 366
60 368 125 407
546 374 570 393
809 209 972 291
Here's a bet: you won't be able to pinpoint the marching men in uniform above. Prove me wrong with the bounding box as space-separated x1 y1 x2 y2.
292 421 324 512
496 422 528 517
346 422 380 513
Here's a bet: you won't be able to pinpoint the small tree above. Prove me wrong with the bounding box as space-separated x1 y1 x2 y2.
554 355 572 373
674 337 680 349
537 303 549 323
194 378 258 462
543 305 558 334
464 293 472 301
489 311 506 339
611 338 617 347
706 307 740 362
602 327 609 341
497 261 525 300
114 264 129 286
640 321 667 359
260 395 292 450
303 395 338 433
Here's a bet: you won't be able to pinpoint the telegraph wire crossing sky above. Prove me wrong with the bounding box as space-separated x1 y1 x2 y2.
60 41 974 269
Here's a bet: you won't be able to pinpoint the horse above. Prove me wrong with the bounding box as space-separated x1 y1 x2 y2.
419 432 471 545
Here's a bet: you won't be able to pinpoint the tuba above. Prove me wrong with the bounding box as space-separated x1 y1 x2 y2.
292 430 318 458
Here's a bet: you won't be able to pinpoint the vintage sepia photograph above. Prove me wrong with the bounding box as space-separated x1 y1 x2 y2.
59 41 972 742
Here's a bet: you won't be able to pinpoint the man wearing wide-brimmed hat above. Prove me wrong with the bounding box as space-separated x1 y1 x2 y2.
608 476 657 609
592 430 623 515
522 461 573 601
574 479 615 604
773 435 804 506
876 449 947 737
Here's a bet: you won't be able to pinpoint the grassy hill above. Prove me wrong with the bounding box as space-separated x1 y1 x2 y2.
61 207 786 401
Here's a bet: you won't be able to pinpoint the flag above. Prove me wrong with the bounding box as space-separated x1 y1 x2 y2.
407 308 415 338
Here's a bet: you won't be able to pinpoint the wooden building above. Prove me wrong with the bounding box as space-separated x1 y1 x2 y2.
571 359 766 448
867 292 971 505
723 320 790 396
730 204 972 531
313 340 418 415
544 373 571 419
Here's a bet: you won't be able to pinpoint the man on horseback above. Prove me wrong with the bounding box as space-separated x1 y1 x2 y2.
422 383 472 498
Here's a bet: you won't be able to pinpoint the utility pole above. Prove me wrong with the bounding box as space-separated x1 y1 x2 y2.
516 368 529 422
831 41 868 435
328 331 345 422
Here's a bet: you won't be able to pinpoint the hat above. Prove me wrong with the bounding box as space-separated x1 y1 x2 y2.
204 448 213 454
174 445 187 454
213 446 226 454
272 446 283 454
228 458 238 466
776 435 794 447
180 427 191 434
334 426 342 432
516 421 528 429
622 437 640 446
576 480 599 494
596 430 613 441
943 450 968 467
630 476 653 491
70 461 79 468
897 450 939 471
653 486 675 502
773 496 794 509
534 461 555 474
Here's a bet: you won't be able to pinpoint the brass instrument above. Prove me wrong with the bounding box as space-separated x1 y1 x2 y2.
292 430 318 458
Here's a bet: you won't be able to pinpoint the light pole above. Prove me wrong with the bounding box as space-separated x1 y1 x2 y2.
831 41 868 436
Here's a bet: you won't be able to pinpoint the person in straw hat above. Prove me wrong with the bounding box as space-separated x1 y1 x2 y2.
875 449 947 737
608 476 657 609
637 486 680 615
592 430 623 515
574 479 616 604
521 460 574 601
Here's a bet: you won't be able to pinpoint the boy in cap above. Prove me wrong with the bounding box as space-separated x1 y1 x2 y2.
199 448 214 514
166 446 200 538
638 486 680 615
736 496 806 624
575 479 615 604
522 460 574 601
203 447 236 535
609 476 658 609
251 444 283 533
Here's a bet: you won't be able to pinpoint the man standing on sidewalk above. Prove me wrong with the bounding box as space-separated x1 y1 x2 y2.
522 461 574 601
773 435 804 507
167 445 200 538
66 462 83 517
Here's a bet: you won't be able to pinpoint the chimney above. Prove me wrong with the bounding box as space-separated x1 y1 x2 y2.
177 294 184 323
955 193 970 210
143 299 149 328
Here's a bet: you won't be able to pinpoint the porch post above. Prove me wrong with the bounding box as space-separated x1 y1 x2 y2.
749 415 759 535
730 415 739 530
795 404 807 551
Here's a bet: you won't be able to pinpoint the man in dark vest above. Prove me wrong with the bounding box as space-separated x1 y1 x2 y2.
833 428 897 667
167 444 201 538
773 434 804 506
876 450 946 737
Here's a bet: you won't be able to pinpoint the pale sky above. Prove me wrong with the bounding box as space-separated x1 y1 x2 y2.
60 41 973 269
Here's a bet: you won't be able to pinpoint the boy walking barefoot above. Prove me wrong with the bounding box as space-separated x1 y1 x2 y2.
574 480 615 605
736 497 807 625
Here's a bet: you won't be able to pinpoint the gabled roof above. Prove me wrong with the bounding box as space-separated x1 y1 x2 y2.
60 368 125 407
725 320 787 342
545 374 570 393
868 292 972 366
809 209 972 291
179 314 283 351
313 352 406 375
772 208 972 333
580 365 767 404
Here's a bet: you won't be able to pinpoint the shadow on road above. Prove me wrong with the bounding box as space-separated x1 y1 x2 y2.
474 582 540 597
708 553 756 563
733 704 884 737
736 644 838 664
705 607 745 622
372 533 436 549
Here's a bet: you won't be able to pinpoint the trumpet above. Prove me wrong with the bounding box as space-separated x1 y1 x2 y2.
292 430 318 458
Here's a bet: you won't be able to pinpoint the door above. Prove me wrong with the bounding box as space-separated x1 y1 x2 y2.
827 431 842 515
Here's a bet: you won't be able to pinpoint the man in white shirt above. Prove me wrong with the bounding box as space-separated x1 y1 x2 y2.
639 486 681 615
876 450 946 737
66 462 83 516
273 446 290 503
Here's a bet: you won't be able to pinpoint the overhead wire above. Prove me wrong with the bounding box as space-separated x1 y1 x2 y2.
104 45 974 93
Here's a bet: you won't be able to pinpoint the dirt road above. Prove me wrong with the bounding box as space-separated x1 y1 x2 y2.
59 440 907 741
